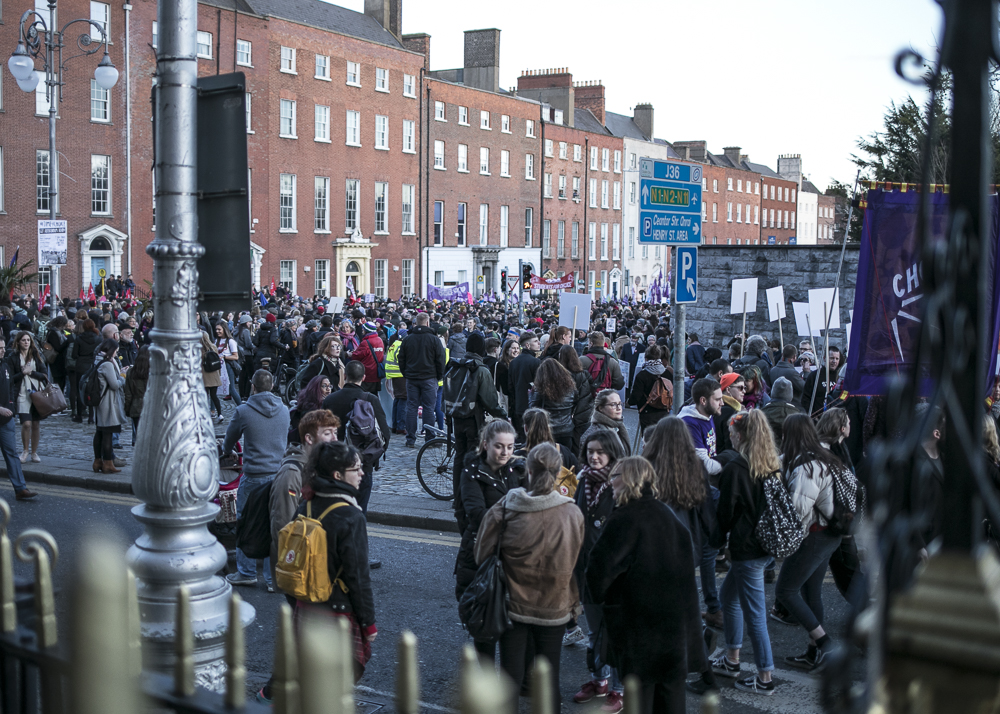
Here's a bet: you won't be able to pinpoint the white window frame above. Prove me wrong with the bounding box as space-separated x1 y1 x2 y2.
279 99 297 139
90 79 110 122
525 154 535 180
601 148 609 172
314 54 330 80
345 179 359 232
573 144 582 162
542 220 551 259
373 259 387 298
590 146 598 170
401 184 415 234
403 120 415 154
280 46 296 74
91 2 110 38
91 154 111 215
346 61 361 86
525 208 533 248
628 226 634 259
279 174 297 232
374 114 389 150
588 222 596 260
501 115 510 133
236 39 252 67
402 259 414 295
480 147 490 175
434 140 445 169
346 110 361 146
374 182 388 233
480 110 491 129
375 67 389 92
458 106 468 125
279 260 296 295
589 179 597 208
435 101 446 121
613 150 621 173
613 223 620 260
544 139 553 158
558 175 566 199
457 203 466 246
571 221 579 259
601 180 609 209
479 204 488 245
500 205 509 248
525 119 535 137
403 74 416 98
727 202 732 222
314 259 329 297
314 176 330 233
727 177 733 191
500 150 510 177
558 142 567 160
314 104 330 142
432 202 442 245
196 31 213 59
600 223 608 260
457 144 468 173
613 182 621 210
713 203 718 223
543 173 552 198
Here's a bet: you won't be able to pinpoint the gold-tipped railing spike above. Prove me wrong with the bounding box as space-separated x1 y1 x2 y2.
459 644 479 712
907 679 932 714
174 584 194 697
0 499 15 633
126 568 142 678
299 612 340 714
14 528 57 648
70 535 139 714
459 656 513 714
396 630 419 714
622 675 641 714
701 690 719 714
530 655 552 714
273 603 300 714
226 593 246 709
335 616 355 714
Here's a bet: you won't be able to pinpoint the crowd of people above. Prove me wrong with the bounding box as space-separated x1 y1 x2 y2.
0 287 971 713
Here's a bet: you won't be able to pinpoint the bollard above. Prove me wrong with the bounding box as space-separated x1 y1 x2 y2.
530 656 552 714
396 631 419 714
0 500 14 634
299 612 341 714
225 593 246 709
623 675 641 714
15 529 58 648
273 603 300 714
174 584 195 697
126 569 142 678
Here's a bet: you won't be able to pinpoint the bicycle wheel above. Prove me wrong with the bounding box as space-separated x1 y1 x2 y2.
416 437 455 500
284 377 297 405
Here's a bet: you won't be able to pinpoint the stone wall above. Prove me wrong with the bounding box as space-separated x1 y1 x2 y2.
682 245 860 353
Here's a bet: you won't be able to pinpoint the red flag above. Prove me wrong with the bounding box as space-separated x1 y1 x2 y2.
125 287 132 299
79 288 84 300
40 285 50 306
270 277 276 294
87 283 95 301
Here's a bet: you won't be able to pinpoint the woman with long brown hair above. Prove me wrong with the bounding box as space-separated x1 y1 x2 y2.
71 318 102 423
557 345 595 453
529 358 577 450
495 339 520 411
711 410 779 695
7 331 47 462
298 334 345 391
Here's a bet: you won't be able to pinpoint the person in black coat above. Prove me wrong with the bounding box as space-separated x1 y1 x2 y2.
71 321 102 423
298 335 344 392
44 316 70 391
557 346 595 455
572 427 626 705
508 333 541 440
297 441 377 682
587 457 706 714
528 358 577 451
252 315 281 372
454 420 525 657
628 344 673 433
618 334 643 400
321 361 389 513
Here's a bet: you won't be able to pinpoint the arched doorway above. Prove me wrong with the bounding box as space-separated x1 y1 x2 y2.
345 260 361 294
77 224 127 291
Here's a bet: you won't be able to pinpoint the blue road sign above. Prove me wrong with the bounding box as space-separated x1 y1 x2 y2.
675 246 697 304
638 158 702 244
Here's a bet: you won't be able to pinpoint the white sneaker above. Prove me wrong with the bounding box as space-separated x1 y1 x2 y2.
19 451 28 463
563 625 586 646
30 453 40 463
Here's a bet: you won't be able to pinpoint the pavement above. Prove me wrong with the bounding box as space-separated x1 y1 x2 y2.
0 394 464 532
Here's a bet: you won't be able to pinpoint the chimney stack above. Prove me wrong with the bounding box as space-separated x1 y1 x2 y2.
364 0 401 43
573 81 605 124
402 33 430 71
723 146 742 167
633 103 654 140
463 29 501 93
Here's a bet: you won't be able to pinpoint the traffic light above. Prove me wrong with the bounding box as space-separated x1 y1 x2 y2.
522 264 532 290
501 269 507 292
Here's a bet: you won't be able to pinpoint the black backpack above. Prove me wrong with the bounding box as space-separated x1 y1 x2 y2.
80 358 110 409
443 361 478 418
235 480 274 559
824 466 860 536
203 350 222 373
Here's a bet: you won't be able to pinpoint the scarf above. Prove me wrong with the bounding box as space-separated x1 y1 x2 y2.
592 411 631 456
580 465 611 509
643 359 665 376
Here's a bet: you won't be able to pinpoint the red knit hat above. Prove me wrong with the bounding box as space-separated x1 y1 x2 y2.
720 373 741 390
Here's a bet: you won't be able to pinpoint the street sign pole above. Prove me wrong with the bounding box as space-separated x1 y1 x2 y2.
517 258 524 327
672 248 685 414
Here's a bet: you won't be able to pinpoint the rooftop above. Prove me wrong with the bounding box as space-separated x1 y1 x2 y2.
248 0 404 48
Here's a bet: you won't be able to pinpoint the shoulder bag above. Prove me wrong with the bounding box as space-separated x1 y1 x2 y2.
458 504 511 641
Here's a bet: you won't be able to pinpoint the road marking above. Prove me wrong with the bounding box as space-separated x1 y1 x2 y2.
355 686 458 713
368 526 459 548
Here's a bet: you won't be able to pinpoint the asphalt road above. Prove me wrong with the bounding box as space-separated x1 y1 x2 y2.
6 481 865 714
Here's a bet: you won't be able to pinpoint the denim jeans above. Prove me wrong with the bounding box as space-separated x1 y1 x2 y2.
405 378 438 443
435 387 444 429
236 474 273 585
700 542 721 614
392 397 407 432
0 420 26 492
775 529 842 633
720 556 774 672
583 603 623 692
226 363 242 406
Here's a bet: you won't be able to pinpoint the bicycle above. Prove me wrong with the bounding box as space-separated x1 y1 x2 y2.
416 424 456 500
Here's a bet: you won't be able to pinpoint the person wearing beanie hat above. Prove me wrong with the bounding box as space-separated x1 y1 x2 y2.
265 313 276 323
251 309 281 373
714 371 745 452
761 376 802 447
466 332 486 357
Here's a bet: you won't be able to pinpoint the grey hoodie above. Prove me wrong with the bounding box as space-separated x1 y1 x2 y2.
223 391 290 478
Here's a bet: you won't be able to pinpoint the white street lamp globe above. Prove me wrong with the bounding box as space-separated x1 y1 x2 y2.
15 71 39 92
94 54 118 90
8 50 34 81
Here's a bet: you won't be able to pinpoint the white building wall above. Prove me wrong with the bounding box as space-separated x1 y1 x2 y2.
621 137 677 298
422 247 542 298
796 190 818 245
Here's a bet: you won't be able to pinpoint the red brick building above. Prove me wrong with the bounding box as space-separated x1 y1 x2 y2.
817 193 836 244
0 0 132 298
757 171 798 245
411 30 543 297
516 70 624 299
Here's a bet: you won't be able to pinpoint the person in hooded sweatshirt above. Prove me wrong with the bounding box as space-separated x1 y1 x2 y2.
223 369 291 591
450 333 508 494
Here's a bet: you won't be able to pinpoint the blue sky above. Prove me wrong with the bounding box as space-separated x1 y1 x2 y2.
335 0 942 192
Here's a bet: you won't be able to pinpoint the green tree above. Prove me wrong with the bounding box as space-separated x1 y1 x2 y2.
0 260 39 307
825 180 863 243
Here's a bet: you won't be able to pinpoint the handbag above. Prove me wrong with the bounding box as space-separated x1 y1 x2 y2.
30 382 67 418
215 488 239 523
458 504 511 641
41 343 57 365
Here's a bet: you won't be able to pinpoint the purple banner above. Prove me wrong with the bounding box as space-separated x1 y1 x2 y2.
427 282 470 301
845 189 999 395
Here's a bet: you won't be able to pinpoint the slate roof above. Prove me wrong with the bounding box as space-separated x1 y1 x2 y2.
604 111 648 140
707 152 738 168
248 0 404 48
573 107 611 135
201 0 256 13
802 178 823 194
742 160 782 179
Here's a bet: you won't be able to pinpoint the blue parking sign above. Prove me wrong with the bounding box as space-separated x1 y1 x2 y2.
675 246 697 304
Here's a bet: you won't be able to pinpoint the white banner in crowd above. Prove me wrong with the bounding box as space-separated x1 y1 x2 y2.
765 286 786 322
730 278 759 315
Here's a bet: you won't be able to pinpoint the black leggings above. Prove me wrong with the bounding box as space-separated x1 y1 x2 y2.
498 622 563 712
206 386 222 415
638 679 686 714
92 431 114 461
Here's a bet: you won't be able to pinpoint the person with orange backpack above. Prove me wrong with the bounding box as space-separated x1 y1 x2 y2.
628 344 674 435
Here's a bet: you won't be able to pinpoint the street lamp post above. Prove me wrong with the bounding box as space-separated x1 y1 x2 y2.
8 0 119 312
